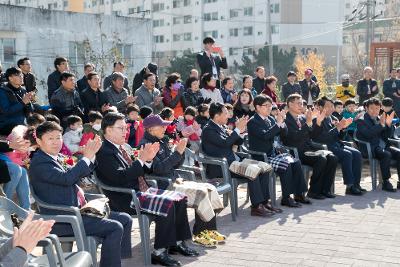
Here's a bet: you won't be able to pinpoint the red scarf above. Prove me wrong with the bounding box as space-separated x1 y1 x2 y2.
186 119 200 141
204 84 216 92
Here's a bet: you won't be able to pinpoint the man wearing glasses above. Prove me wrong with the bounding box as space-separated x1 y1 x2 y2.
17 57 36 93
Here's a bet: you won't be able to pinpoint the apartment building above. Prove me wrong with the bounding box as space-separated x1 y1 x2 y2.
0 0 84 12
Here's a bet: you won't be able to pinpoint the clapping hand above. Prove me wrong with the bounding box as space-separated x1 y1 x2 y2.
138 143 160 162
305 109 313 126
380 113 386 127
386 111 395 127
316 109 327 126
276 110 285 124
336 118 353 131
82 135 102 159
175 138 188 155
235 116 249 133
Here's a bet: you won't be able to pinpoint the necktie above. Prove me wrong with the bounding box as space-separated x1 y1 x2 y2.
119 145 149 192
296 117 302 129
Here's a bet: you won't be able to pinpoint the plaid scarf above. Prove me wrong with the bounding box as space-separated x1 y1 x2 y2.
134 188 187 217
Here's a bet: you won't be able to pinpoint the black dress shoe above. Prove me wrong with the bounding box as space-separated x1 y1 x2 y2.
264 202 283 213
152 251 181 266
322 192 336 198
345 186 362 196
382 181 397 192
294 195 312 204
169 242 199 257
307 192 326 200
251 204 274 217
354 184 367 192
281 197 301 208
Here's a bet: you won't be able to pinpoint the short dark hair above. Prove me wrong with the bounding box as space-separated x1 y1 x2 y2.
27 113 46 127
287 71 297 77
5 67 22 80
165 73 181 88
88 111 103 123
36 121 63 139
60 72 75 82
234 88 254 111
255 66 264 72
84 63 95 71
143 73 155 81
364 97 381 108
111 72 124 81
317 96 333 107
197 103 209 114
101 112 125 132
222 77 233 86
254 94 272 107
113 61 124 68
160 107 174 120
126 104 140 115
286 93 302 106
242 75 252 85
201 73 213 85
87 71 99 81
54 57 68 69
209 102 226 119
184 106 196 117
45 114 60 124
224 103 233 110
203 37 215 44
17 57 30 67
344 99 356 107
185 77 199 89
334 100 343 107
382 97 393 107
265 75 278 86
139 106 153 119
66 115 82 127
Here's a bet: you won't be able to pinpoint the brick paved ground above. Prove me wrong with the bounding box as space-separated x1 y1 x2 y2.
119 167 400 267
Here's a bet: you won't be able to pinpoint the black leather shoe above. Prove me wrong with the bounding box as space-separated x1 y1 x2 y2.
169 242 199 257
264 202 283 213
281 197 301 208
307 192 326 200
152 251 181 266
382 181 397 192
345 186 362 196
294 195 312 204
322 192 336 198
354 184 367 192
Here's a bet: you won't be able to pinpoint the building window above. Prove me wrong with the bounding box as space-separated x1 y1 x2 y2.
0 38 16 64
358 34 365 42
243 26 253 36
154 35 165 43
173 17 182 24
345 3 350 8
153 19 165 27
229 47 239 56
173 0 181 8
244 7 253 16
69 41 86 67
64 0 68 8
184 15 192 24
183 0 191 6
270 3 280 13
173 34 181 42
243 47 253 56
230 9 239 18
204 0 217 3
116 44 133 66
128 8 135 14
229 28 239 37
258 31 263 36
204 30 218 39
184 33 192 41
152 3 165 12
343 35 350 44
204 12 218 21
271 24 279 34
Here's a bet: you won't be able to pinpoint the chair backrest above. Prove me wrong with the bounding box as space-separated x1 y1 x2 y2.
0 197 28 236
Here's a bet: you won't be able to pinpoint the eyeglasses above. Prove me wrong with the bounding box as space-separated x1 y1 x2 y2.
260 104 272 107
111 126 127 132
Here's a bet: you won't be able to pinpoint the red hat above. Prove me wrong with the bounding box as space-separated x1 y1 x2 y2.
304 68 313 75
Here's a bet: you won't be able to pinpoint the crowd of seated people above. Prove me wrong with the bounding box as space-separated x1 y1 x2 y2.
1 45 400 267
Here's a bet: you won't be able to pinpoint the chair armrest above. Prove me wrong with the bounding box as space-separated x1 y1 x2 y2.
45 234 67 266
341 141 354 147
310 141 328 150
37 238 59 267
144 175 172 188
85 193 106 201
197 155 231 185
281 145 300 159
147 179 158 188
235 151 251 159
388 138 400 148
175 169 196 181
130 189 143 216
240 146 268 162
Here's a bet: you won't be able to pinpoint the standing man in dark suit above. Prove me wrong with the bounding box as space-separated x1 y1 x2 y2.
312 97 364 196
299 69 320 106
96 112 197 266
17 57 36 93
281 71 302 101
80 72 109 117
29 121 133 267
47 57 69 102
76 63 95 94
356 97 399 192
253 66 266 94
103 62 130 94
196 37 227 88
248 94 308 208
201 103 273 217
281 94 337 200
357 66 379 105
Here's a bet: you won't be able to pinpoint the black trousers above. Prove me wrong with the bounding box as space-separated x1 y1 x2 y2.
231 172 270 207
276 160 308 198
192 213 217 235
300 153 338 194
374 146 400 180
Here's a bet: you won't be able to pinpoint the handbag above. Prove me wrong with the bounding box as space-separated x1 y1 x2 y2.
80 198 110 219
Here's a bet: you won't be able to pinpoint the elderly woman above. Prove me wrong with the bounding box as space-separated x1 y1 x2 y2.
162 73 185 118
200 73 224 104
262 76 279 104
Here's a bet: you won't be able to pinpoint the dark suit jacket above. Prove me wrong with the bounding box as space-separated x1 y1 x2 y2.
28 150 94 215
22 72 36 93
312 116 341 146
356 79 379 105
47 70 62 101
77 76 89 94
196 52 227 78
201 120 243 179
248 113 287 158
299 79 320 102
281 112 322 155
80 87 107 114
95 140 146 213
355 112 393 156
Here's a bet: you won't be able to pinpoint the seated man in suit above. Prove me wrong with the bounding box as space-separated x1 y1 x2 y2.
247 94 308 207
356 97 399 192
313 97 364 196
281 94 338 200
201 102 272 217
95 112 198 267
28 121 132 267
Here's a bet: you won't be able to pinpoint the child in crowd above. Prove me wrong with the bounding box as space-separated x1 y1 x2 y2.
177 106 202 165
63 115 83 155
301 100 308 114
195 103 210 129
135 106 153 146
342 99 358 140
27 113 46 128
381 97 399 126
125 105 141 148
160 107 179 142
333 100 344 121
224 103 236 130
271 105 279 119
80 111 103 147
